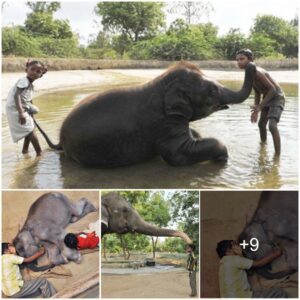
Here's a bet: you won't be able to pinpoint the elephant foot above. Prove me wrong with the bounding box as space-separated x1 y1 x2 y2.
75 255 82 264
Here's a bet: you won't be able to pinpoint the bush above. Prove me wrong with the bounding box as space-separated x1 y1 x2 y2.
36 36 81 57
129 23 216 60
85 48 119 59
2 27 43 57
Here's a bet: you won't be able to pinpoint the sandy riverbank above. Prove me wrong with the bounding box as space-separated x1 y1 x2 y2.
2 69 298 101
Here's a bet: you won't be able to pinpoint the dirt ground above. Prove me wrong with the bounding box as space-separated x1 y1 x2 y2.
2 190 100 297
201 191 298 298
102 270 199 298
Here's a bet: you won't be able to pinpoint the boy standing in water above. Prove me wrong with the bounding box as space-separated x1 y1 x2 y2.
236 49 285 155
6 60 47 156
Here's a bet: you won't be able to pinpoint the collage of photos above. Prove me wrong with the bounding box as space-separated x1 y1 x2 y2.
1 0 298 299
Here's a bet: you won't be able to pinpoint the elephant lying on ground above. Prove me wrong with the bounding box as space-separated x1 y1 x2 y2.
36 61 256 167
239 191 298 279
101 192 192 245
13 192 97 270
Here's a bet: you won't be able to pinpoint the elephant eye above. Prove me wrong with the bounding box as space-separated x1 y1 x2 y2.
122 207 128 213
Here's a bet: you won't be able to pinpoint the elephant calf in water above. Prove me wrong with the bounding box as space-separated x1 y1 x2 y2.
36 61 256 167
239 191 298 279
101 192 193 245
13 192 97 270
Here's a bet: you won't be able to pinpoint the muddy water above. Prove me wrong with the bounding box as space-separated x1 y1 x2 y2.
2 73 298 189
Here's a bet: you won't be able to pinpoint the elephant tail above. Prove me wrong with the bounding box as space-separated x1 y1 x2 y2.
256 266 297 279
34 119 63 150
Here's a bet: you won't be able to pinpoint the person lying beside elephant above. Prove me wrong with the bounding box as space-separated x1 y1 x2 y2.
216 240 288 298
2 243 56 298
64 231 99 250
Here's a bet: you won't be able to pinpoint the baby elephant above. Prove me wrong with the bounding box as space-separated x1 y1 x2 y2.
13 192 97 268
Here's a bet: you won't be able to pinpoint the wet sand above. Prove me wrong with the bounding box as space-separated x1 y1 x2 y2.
2 191 99 297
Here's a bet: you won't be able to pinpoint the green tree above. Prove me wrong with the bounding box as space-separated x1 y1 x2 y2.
25 11 73 39
168 191 199 251
251 15 298 57
95 2 165 42
26 1 61 13
215 28 246 59
130 20 217 60
2 26 42 56
246 32 279 58
161 237 185 253
135 192 171 258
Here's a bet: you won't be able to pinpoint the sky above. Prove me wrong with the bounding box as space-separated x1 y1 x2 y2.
2 0 299 45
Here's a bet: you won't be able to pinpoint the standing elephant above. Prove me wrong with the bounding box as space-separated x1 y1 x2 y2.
36 61 256 167
239 191 298 279
14 192 97 270
101 192 192 245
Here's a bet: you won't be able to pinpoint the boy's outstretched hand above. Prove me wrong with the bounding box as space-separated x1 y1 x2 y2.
250 105 260 123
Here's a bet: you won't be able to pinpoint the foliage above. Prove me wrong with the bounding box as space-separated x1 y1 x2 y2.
168 191 199 251
215 28 246 60
2 26 43 57
36 36 80 57
250 15 298 57
26 1 61 14
95 2 165 42
25 12 73 39
160 237 185 252
130 20 218 60
246 33 279 59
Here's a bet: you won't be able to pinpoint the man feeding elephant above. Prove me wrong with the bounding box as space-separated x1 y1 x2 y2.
216 240 288 298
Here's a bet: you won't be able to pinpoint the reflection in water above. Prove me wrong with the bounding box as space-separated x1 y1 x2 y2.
2 76 298 189
250 144 282 189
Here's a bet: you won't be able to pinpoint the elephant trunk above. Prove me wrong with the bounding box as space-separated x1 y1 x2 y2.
220 62 256 105
133 219 193 244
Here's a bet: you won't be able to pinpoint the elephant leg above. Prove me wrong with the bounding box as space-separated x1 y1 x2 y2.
157 126 228 166
46 243 68 265
189 128 202 140
61 244 82 263
33 227 65 247
69 198 97 223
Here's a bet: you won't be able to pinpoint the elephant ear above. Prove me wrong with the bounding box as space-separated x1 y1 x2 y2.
164 79 193 120
101 203 109 236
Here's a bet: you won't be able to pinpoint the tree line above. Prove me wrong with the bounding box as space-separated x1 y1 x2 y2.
2 1 298 60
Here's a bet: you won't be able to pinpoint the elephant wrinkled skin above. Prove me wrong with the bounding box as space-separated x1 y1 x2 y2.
37 61 256 167
239 191 298 279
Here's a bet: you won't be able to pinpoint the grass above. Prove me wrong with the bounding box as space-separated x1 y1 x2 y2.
2 56 298 72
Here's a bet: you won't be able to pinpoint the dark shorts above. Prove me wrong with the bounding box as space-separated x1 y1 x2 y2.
262 106 283 122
